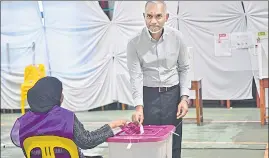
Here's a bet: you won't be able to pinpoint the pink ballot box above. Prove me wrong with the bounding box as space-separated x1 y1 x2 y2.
106 125 176 158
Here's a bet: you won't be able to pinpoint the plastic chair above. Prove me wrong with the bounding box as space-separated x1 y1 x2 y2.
21 64 46 114
23 135 79 158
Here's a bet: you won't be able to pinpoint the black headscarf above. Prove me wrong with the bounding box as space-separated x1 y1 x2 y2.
27 76 63 113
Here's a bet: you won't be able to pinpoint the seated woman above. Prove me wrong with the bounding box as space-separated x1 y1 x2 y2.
10 76 127 158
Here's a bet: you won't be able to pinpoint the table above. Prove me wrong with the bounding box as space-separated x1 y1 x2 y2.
259 78 268 125
189 79 204 125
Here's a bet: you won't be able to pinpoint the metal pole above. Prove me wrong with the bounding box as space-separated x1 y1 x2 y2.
6 43 11 73
32 42 35 65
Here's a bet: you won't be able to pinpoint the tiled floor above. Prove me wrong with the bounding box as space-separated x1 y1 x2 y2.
1 107 268 158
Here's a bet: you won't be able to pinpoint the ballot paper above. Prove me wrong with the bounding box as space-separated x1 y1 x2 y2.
140 125 144 134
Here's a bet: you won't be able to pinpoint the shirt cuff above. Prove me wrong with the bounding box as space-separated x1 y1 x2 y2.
180 87 190 98
134 97 143 107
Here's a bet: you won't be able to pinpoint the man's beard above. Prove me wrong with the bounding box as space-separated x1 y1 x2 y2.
148 25 163 34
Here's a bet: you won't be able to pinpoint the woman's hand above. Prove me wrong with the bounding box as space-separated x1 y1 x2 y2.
109 120 128 129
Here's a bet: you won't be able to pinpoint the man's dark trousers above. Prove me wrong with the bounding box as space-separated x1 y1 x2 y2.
143 85 182 158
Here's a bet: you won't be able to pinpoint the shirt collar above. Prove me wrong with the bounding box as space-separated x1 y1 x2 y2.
144 26 169 42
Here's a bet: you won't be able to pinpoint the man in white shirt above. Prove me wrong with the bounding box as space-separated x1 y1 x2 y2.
127 1 191 158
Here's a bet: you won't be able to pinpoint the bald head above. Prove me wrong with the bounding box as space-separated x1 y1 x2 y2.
145 1 167 13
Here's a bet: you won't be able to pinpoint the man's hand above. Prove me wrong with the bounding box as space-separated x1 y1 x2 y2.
132 105 144 125
176 99 189 119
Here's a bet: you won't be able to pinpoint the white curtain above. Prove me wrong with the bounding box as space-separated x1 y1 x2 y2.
177 1 254 100
1 1 268 110
165 1 179 29
111 1 146 106
244 1 268 108
1 1 48 109
42 1 114 111
244 1 268 76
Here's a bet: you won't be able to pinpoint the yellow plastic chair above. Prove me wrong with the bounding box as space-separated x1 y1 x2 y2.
23 136 79 158
21 64 46 114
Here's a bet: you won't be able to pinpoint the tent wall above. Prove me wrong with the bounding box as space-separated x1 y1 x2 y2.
1 1 268 110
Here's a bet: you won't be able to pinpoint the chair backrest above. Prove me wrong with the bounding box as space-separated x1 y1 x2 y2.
23 136 79 158
24 64 46 83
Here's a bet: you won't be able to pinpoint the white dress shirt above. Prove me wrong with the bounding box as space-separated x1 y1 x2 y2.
127 26 191 106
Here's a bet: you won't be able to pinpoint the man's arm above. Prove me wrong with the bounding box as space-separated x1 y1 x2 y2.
177 33 191 100
126 40 143 107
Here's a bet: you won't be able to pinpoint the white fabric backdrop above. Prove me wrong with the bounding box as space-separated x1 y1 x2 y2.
111 1 146 106
244 1 268 108
1 1 268 110
165 1 179 29
1 1 48 109
42 1 114 111
177 1 254 100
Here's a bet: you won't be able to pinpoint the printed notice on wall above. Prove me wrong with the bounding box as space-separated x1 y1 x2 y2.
257 31 268 40
257 31 268 59
230 32 255 49
214 33 232 57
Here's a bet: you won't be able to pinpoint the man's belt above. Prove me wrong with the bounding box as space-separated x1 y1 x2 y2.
146 84 178 93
